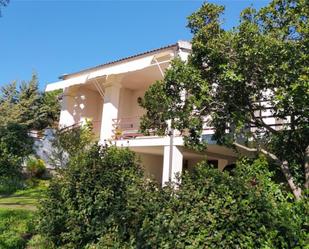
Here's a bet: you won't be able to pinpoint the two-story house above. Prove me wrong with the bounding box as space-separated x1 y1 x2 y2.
45 41 238 186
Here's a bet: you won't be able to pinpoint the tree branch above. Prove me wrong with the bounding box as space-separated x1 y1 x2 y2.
233 142 302 200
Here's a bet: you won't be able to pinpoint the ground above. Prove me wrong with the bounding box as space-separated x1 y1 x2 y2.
0 180 48 249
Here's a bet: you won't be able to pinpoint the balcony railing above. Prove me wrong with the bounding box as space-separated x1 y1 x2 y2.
112 116 143 140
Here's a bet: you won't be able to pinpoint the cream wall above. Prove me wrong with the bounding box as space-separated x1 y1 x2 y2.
118 88 146 119
59 87 102 137
138 153 163 183
187 158 203 172
131 89 146 118
118 88 133 118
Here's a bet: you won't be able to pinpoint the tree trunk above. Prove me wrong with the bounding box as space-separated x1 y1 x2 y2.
233 142 302 200
279 160 302 201
304 145 309 190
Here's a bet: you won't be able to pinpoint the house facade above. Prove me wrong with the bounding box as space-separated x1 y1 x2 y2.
45 41 238 186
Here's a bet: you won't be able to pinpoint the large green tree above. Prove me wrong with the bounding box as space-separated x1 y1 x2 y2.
0 74 61 130
139 0 309 200
0 74 61 191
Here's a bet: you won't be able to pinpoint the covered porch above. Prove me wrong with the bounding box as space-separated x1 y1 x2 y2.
114 136 237 186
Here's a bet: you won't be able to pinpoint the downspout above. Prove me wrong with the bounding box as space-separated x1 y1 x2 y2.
168 120 174 182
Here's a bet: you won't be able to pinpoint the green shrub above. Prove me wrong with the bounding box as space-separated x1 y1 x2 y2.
38 147 308 248
38 145 157 248
0 177 24 194
26 158 46 179
135 157 308 249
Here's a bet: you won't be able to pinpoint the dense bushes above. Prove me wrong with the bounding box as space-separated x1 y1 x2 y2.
136 158 308 249
38 145 158 248
38 144 308 248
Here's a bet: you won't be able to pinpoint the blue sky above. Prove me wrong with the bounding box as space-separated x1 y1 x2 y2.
0 0 270 90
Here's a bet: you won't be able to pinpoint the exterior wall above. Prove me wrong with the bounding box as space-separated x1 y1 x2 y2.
187 158 203 171
138 153 163 183
118 88 146 119
118 88 133 118
131 89 146 118
59 87 102 137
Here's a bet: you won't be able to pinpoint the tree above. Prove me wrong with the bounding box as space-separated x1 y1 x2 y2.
0 74 61 191
48 121 94 168
139 0 309 200
0 123 34 193
0 73 61 130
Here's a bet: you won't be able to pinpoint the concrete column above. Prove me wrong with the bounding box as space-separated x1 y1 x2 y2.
100 84 121 142
162 145 183 186
59 88 75 128
218 159 228 171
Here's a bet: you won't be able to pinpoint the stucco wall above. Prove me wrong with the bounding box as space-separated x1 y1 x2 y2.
138 153 163 183
59 87 102 137
118 88 146 119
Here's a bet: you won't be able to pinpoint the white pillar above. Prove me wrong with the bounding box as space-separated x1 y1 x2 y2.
162 145 183 186
59 88 75 128
100 84 121 142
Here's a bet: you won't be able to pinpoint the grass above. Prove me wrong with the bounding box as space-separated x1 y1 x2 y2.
0 180 49 249
0 180 48 211
0 208 35 249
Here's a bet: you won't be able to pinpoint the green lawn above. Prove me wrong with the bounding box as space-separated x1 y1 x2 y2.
0 208 35 249
0 180 48 211
0 180 49 249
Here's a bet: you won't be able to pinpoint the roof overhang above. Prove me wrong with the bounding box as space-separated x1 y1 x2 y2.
45 41 191 92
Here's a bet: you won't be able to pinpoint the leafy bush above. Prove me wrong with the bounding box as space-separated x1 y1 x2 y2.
135 157 308 249
26 158 46 179
38 145 308 248
49 122 94 168
38 145 157 248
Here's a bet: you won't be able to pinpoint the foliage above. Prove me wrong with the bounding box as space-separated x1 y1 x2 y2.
134 158 308 249
49 122 95 168
139 0 309 197
26 234 56 249
0 74 60 193
0 74 61 130
37 145 156 248
0 180 48 210
0 180 48 248
38 143 308 248
0 123 33 194
138 81 170 136
39 89 62 129
0 208 35 249
26 158 46 179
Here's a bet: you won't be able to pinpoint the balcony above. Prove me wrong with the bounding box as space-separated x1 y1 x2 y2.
112 117 143 140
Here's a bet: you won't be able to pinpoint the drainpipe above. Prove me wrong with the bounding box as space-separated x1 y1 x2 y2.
168 120 174 182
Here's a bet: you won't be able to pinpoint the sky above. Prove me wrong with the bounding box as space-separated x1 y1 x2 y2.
0 0 270 90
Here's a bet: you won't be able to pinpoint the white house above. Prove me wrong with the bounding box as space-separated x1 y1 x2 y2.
45 41 238 186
